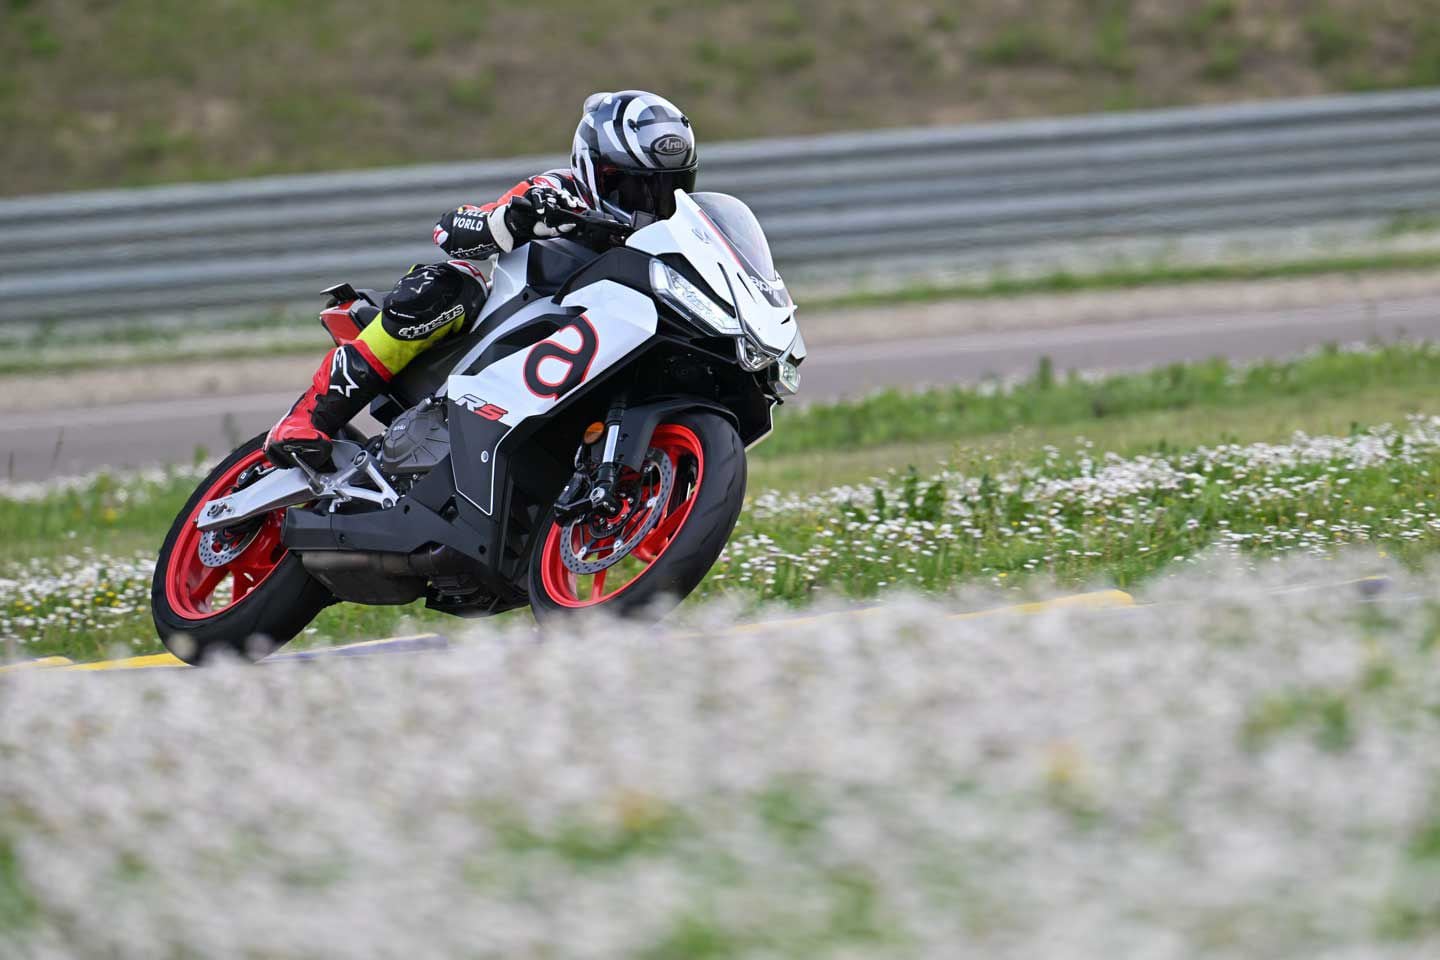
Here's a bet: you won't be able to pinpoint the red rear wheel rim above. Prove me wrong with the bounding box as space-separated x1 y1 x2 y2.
164 451 289 621
539 424 705 608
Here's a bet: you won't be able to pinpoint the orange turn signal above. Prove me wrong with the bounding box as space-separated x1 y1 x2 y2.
583 421 605 445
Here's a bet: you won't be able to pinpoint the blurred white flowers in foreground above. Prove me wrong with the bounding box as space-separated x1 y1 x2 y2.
3 552 1440 959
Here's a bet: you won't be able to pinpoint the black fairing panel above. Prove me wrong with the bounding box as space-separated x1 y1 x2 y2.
448 399 573 583
526 238 599 294
282 453 531 600
447 400 510 516
553 246 656 302
283 463 497 569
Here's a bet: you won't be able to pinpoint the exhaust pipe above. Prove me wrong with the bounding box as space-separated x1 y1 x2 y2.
298 546 477 605
299 545 474 579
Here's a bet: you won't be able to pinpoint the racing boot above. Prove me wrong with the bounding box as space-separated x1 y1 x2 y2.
264 342 392 470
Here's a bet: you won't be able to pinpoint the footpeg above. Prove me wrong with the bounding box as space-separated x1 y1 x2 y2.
271 439 335 473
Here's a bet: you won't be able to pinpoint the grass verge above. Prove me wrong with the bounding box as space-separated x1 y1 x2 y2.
807 249 1440 311
4 344 1440 661
765 343 1440 457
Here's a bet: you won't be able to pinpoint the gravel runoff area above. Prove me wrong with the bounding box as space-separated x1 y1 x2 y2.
7 270 1440 415
3 553 1440 958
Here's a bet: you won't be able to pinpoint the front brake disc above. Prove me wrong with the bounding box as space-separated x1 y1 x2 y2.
559 448 674 575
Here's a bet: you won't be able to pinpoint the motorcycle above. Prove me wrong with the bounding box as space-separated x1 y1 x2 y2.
150 190 805 662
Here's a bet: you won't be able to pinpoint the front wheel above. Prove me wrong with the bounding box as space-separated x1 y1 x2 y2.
151 433 333 663
529 411 746 624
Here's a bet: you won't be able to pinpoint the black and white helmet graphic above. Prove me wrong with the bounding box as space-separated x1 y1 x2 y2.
570 90 697 223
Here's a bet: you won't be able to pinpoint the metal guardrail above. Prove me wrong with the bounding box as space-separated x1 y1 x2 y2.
3 88 1440 321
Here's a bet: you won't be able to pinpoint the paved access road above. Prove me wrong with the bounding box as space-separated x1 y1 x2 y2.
4 291 1440 482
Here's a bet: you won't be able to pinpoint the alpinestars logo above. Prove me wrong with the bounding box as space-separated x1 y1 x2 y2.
329 349 359 397
397 303 464 340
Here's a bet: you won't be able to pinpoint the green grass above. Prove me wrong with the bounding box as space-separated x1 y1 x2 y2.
721 418 1440 604
978 24 1063 67
8 344 1440 662
0 837 36 934
1306 8 1361 68
807 248 1440 311
750 378 1440 492
1378 211 1440 238
764 343 1440 458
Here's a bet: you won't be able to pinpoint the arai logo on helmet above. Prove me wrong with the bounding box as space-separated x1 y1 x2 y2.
652 135 689 157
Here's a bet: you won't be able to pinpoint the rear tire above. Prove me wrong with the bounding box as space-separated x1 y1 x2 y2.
151 433 333 663
528 411 745 624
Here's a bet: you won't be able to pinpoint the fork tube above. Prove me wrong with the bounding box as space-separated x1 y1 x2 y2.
592 394 628 515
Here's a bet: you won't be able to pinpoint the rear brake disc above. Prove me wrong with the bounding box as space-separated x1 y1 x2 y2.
198 522 263 568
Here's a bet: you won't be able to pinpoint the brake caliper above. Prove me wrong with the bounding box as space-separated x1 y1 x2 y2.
556 449 675 575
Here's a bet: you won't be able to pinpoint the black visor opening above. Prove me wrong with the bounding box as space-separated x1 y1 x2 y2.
597 167 697 218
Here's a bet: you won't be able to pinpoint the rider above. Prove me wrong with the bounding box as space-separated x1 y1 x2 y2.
264 90 699 469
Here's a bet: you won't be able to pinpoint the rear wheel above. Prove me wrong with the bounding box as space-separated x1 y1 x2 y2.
529 411 746 624
151 433 333 663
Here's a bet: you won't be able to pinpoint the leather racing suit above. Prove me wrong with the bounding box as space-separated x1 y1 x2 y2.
263 170 592 467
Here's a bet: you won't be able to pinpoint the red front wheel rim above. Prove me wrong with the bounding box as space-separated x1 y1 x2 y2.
164 450 289 621
539 424 705 608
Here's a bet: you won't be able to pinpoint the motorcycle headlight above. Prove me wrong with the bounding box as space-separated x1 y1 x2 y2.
770 357 802 396
735 335 775 372
649 260 742 336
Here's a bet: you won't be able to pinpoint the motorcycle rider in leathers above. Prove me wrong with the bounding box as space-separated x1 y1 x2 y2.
264 90 699 470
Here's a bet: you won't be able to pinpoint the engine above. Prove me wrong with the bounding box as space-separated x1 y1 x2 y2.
380 399 450 475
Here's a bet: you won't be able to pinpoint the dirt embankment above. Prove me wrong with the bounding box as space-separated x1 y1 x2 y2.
4 0 1437 195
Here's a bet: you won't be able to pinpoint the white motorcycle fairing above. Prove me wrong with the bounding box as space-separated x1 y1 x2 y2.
628 191 798 357
444 280 658 515
440 189 797 516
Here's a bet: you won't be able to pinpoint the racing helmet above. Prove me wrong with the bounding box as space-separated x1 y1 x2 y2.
570 90 697 222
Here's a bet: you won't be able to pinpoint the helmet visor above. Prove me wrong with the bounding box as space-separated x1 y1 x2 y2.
596 167 696 219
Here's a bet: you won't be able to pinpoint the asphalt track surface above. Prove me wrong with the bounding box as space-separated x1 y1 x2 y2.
5 292 1440 481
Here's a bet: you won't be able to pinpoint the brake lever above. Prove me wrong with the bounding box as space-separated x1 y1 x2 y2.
549 205 632 234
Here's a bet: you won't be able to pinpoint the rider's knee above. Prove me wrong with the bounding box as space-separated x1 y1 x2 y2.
381 263 486 344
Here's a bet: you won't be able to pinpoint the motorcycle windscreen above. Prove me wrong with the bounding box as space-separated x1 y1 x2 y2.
687 192 796 353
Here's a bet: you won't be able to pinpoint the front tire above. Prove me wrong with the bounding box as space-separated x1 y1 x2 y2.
151 433 333 663
529 411 746 624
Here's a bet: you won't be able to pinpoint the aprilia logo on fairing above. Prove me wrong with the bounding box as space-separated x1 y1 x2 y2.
523 315 600 400
397 304 464 340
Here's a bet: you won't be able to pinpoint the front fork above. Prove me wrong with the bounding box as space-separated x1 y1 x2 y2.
553 394 628 524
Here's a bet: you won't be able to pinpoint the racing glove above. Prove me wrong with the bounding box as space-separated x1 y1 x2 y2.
503 186 583 246
435 185 584 257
